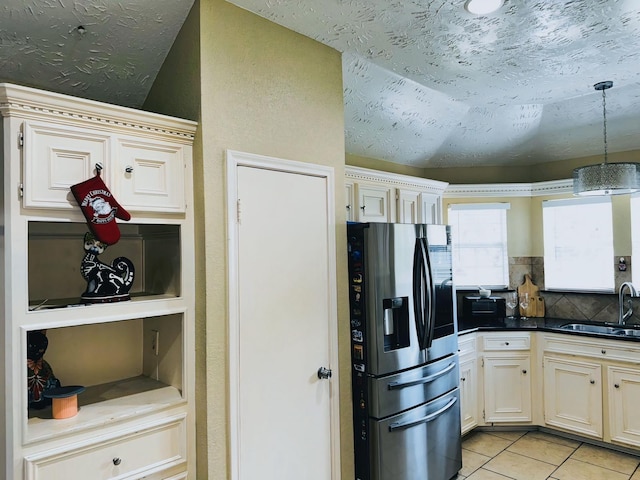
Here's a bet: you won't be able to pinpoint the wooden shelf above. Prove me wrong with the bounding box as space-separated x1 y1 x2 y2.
27 377 183 444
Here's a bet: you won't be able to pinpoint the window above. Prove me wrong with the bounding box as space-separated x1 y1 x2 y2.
542 197 614 292
631 195 640 287
448 203 510 289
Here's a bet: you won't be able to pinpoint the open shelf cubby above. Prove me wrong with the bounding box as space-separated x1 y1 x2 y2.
28 221 182 309
26 313 184 443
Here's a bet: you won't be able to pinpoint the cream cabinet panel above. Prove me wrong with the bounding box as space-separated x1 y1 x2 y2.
460 356 478 434
608 366 640 448
543 356 602 438
115 138 186 213
22 121 110 209
345 181 354 222
397 188 420 224
458 334 478 434
24 416 186 480
420 192 441 224
355 183 394 223
483 354 532 423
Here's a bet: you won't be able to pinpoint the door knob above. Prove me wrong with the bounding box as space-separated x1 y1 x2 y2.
317 367 332 380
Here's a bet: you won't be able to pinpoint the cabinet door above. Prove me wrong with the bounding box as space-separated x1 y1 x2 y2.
23 121 109 209
420 193 441 224
483 354 531 422
115 137 186 213
355 183 394 222
397 188 420 224
459 356 478 434
608 366 640 447
345 181 354 222
543 356 602 438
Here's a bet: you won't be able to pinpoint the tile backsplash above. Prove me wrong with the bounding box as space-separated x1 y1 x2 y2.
502 256 640 325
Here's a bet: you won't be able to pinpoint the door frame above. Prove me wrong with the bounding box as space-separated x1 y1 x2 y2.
225 149 341 480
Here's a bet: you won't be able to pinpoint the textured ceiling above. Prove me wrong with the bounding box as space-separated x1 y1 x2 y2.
227 0 640 168
1 1 639 168
0 0 195 108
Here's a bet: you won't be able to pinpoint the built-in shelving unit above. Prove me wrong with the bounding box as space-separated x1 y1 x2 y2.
1 83 196 480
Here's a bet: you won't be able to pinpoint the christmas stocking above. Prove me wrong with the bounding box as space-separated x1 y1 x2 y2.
70 172 131 245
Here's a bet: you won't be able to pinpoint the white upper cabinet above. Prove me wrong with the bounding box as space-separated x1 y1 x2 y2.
345 166 448 224
13 86 193 214
356 183 395 223
22 121 110 209
115 136 186 212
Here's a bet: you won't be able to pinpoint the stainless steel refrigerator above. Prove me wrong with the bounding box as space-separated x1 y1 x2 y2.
347 222 462 480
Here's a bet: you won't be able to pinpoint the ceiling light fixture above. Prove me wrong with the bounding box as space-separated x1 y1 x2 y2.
464 0 504 15
573 81 640 196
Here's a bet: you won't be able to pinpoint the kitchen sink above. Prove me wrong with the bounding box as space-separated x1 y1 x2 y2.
560 323 621 335
559 323 640 338
616 328 640 337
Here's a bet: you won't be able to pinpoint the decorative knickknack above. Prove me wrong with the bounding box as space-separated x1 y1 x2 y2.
27 331 60 410
81 232 135 303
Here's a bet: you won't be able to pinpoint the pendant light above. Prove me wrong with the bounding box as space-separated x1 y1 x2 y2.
573 81 640 196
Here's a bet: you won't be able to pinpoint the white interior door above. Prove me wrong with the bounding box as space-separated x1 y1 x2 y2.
227 151 339 480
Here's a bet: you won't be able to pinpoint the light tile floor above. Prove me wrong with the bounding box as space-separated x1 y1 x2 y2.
456 430 640 480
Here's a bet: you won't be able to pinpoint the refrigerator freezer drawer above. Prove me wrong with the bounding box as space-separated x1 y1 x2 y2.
369 353 459 419
370 389 462 480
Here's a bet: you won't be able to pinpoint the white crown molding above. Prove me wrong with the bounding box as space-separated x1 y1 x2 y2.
346 165 449 195
444 179 573 198
0 83 197 142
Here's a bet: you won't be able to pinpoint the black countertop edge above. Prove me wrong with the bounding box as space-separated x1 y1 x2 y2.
458 317 640 342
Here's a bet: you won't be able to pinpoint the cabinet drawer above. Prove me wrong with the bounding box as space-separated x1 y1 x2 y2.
115 138 186 213
544 334 640 363
458 334 476 356
25 416 186 480
482 333 530 351
23 121 110 209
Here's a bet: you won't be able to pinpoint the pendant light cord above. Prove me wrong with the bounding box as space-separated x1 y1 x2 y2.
601 86 608 164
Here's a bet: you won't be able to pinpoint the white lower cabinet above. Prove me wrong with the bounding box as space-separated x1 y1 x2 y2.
608 366 640 448
483 354 532 423
458 334 478 434
479 333 532 424
24 415 187 480
543 356 602 438
462 331 640 452
542 333 640 450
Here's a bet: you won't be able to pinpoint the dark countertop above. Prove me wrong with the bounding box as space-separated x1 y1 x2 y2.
458 317 640 343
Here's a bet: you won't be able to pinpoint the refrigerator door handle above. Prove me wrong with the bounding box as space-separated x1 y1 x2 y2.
388 396 458 432
412 239 427 348
386 361 456 390
422 237 436 349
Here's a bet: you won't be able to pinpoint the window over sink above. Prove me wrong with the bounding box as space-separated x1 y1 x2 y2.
542 197 614 292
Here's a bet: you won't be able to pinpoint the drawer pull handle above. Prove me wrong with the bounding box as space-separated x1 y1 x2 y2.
505 342 510 346
113 457 122 466
601 349 606 354
125 166 134 173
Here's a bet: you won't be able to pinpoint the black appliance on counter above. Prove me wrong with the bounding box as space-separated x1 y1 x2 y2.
462 296 506 326
347 222 461 480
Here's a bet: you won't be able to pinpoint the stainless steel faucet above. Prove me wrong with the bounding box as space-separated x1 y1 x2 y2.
618 282 638 325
